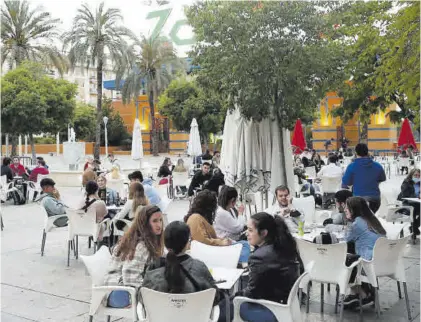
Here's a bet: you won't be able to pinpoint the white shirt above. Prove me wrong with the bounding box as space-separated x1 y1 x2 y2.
214 206 246 241
264 202 304 233
115 199 133 220
317 163 343 178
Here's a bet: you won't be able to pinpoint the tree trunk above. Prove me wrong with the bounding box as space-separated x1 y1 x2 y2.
149 87 159 156
10 135 17 156
203 135 208 150
29 133 36 164
359 122 368 144
94 51 104 160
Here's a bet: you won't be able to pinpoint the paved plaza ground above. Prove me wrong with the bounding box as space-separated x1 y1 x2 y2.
1 154 420 321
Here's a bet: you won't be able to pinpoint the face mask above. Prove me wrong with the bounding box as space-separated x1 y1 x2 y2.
413 178 420 184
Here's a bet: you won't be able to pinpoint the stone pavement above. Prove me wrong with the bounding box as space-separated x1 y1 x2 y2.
1 154 420 321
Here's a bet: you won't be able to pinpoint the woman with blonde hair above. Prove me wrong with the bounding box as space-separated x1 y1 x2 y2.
115 182 149 221
104 205 165 308
106 165 124 181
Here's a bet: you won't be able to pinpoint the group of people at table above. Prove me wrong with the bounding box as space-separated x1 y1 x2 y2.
4 142 419 321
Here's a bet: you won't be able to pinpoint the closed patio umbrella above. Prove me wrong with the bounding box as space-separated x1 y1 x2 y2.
291 119 306 154
397 118 417 151
188 118 202 162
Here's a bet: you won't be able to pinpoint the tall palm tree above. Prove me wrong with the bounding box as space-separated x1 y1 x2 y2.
116 36 181 156
1 0 66 156
1 0 67 72
63 2 135 159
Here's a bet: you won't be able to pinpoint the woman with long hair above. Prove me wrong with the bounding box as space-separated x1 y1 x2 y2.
173 158 187 173
218 212 302 322
343 196 386 308
115 182 149 220
104 205 164 308
185 189 230 246
142 221 220 305
158 157 173 178
398 168 420 235
78 181 107 223
214 186 245 241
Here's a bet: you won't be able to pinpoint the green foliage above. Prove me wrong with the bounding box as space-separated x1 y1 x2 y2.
158 77 224 142
330 1 420 127
1 61 77 136
185 1 345 129
1 0 67 73
72 98 130 146
34 137 56 144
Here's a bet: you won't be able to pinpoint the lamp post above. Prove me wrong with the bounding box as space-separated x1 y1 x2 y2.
103 116 109 156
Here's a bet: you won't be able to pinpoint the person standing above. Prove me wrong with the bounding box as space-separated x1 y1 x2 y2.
342 143 386 213
324 138 335 154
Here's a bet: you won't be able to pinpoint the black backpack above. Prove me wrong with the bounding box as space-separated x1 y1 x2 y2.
11 189 26 205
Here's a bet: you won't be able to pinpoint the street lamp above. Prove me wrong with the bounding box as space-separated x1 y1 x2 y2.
103 116 109 156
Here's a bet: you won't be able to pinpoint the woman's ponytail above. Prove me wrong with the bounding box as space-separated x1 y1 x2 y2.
165 249 184 293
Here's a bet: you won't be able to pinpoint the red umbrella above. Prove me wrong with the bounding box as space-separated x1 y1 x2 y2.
291 119 307 154
398 118 417 151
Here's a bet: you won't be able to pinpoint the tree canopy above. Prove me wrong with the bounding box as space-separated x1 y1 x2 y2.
158 77 224 144
185 1 345 128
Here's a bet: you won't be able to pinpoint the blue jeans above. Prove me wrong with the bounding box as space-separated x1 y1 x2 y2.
236 240 250 264
107 290 131 308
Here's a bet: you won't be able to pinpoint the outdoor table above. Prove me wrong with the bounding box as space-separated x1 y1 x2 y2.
402 198 421 203
211 267 244 322
293 226 346 242
106 205 123 211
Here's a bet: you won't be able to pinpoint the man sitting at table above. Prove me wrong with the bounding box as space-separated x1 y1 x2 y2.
29 159 49 182
10 157 29 178
187 162 212 197
323 189 353 227
39 178 68 227
128 171 161 206
265 185 304 233
317 155 343 178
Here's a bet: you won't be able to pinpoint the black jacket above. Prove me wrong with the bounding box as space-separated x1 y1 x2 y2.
158 165 172 178
236 244 301 304
188 171 212 196
142 255 220 306
1 165 13 182
398 179 417 203
204 171 225 195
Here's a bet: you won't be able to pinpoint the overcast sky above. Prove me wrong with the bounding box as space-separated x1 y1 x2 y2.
27 0 195 56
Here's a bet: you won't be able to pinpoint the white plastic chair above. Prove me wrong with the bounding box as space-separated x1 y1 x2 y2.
296 239 362 321
111 218 132 244
397 158 410 174
190 241 242 269
67 207 110 266
172 172 189 199
232 272 308 322
359 236 412 320
320 176 342 209
81 246 139 322
293 175 303 198
139 288 219 322
38 203 68 256
0 175 17 202
245 193 257 219
292 196 316 224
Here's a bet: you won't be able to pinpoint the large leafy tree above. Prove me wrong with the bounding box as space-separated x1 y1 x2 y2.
330 1 420 139
1 62 77 161
1 0 67 72
116 36 181 155
158 77 224 146
186 1 345 127
63 2 135 159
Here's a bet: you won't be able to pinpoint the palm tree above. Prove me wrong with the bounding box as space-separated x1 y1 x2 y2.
1 0 67 72
116 36 181 155
63 2 135 159
1 0 67 156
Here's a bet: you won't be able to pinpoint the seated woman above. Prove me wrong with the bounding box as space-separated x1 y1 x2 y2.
313 153 325 173
398 168 420 236
78 181 107 223
104 205 164 308
173 158 188 196
142 221 220 306
343 197 386 308
218 213 303 322
115 182 149 221
97 175 118 205
158 158 173 185
185 190 230 246
214 186 246 241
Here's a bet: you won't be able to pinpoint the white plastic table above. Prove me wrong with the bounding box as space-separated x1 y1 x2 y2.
402 198 421 203
106 205 123 211
211 267 244 322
